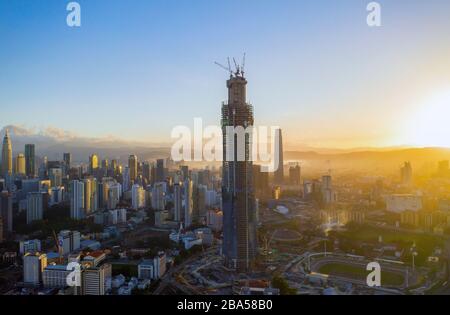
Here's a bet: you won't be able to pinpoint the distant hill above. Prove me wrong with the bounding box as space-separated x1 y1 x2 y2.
1 125 449 174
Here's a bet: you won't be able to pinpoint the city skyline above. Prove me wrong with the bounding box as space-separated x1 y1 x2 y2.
1 1 450 299
1 0 450 149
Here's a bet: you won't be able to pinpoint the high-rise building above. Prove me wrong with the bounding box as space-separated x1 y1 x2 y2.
15 153 26 175
101 177 116 209
128 155 138 182
83 178 93 214
0 217 3 243
132 184 145 210
194 184 207 220
273 128 284 184
63 152 72 175
184 179 193 228
122 166 131 192
89 154 99 175
101 159 109 177
401 161 413 186
82 263 111 295
26 192 44 224
58 230 81 255
25 144 36 178
142 162 151 184
110 159 118 177
252 164 269 198
23 252 47 285
49 168 63 187
173 183 183 222
321 175 337 204
1 129 13 177
156 159 165 182
20 239 42 254
151 182 166 211
180 165 189 181
70 180 85 220
289 163 301 186
42 264 72 288
0 191 13 235
221 70 257 272
107 182 121 209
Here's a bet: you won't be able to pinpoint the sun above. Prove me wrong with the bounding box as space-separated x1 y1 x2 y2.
405 90 450 148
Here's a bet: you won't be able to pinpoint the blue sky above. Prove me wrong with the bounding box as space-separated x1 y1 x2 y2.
1 0 450 148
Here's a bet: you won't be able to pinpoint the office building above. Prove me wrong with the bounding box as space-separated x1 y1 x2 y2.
15 153 26 175
43 264 72 288
25 144 36 178
273 128 284 184
385 194 423 213
70 180 85 220
156 159 165 182
0 191 13 234
184 179 193 228
49 168 63 187
401 161 413 186
289 163 301 186
89 154 99 175
58 230 81 255
63 152 72 175
132 184 145 210
20 239 42 254
82 263 111 295
128 155 138 182
26 192 44 224
151 182 166 211
23 252 47 285
174 182 183 222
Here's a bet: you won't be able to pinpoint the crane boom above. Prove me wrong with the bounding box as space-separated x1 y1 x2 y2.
214 61 232 76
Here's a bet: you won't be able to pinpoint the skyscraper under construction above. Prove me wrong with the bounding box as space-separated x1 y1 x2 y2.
221 65 257 272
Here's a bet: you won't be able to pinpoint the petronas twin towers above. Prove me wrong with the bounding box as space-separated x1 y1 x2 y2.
1 129 12 178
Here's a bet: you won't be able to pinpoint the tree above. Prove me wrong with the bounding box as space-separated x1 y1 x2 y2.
271 275 297 295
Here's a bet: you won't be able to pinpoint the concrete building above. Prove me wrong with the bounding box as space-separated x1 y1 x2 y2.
400 161 413 186
385 194 423 213
25 144 36 178
58 230 81 255
23 252 47 285
15 153 26 175
20 239 42 254
273 128 284 184
132 184 145 210
173 182 183 222
184 179 193 228
70 180 85 220
152 182 166 211
43 264 71 288
128 155 138 183
82 263 112 295
26 192 44 224
49 168 63 187
221 70 257 271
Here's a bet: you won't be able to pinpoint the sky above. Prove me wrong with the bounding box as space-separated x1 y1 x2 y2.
1 0 450 149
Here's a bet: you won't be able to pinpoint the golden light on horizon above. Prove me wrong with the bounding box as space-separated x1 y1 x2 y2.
401 90 450 148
